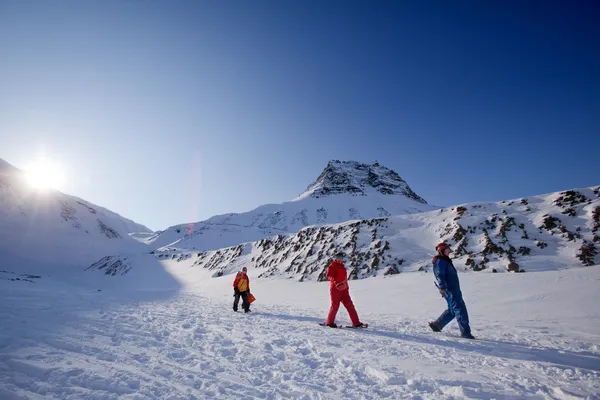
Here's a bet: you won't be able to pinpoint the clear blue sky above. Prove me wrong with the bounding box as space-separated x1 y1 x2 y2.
0 0 598 231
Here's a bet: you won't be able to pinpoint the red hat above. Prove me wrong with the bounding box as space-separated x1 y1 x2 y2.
242 267 247 272
436 243 452 253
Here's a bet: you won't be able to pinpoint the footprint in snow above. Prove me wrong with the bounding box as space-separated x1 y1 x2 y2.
296 347 311 356
272 339 288 347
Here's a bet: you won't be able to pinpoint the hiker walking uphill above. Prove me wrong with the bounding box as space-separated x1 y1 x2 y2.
322 252 366 328
428 243 475 339
233 267 252 313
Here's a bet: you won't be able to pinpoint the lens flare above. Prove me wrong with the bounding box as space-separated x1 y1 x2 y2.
24 159 65 190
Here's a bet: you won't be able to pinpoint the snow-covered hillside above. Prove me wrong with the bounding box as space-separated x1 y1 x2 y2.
144 160 437 252
92 186 600 280
2 257 599 399
0 158 151 271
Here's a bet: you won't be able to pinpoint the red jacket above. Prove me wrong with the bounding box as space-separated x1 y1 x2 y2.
326 259 348 290
233 272 250 292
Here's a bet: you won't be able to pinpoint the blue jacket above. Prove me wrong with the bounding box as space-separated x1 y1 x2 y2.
433 256 461 293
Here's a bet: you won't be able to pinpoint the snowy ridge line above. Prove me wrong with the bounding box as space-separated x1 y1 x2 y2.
0 270 42 283
93 186 600 280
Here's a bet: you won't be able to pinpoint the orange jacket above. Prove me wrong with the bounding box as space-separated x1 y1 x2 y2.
233 272 250 292
326 259 348 290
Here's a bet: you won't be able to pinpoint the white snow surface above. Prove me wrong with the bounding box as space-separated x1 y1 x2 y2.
1 261 599 399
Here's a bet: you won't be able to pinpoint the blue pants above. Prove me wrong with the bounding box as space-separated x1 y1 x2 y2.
435 290 471 335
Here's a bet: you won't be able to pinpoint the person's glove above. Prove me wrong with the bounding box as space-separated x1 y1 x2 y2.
439 288 447 297
234 288 240 296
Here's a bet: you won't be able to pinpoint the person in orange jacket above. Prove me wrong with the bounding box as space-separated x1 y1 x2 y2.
233 266 251 313
323 252 366 328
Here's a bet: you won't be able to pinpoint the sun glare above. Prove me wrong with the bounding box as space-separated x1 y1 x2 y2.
24 159 66 190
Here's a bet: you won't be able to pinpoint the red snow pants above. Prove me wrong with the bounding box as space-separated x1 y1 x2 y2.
326 287 360 326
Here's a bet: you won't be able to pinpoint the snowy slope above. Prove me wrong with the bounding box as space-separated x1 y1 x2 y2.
0 158 151 271
99 186 600 281
145 160 437 252
1 259 599 399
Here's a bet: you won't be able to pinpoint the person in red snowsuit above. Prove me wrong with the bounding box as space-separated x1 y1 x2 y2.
324 253 366 328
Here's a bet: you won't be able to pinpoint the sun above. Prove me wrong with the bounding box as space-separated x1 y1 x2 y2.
24 159 66 190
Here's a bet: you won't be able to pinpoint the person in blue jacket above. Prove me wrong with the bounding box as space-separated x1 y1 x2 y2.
428 243 475 339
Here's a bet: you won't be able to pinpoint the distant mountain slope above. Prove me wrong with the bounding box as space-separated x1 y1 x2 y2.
0 158 151 270
91 186 600 280
145 160 437 251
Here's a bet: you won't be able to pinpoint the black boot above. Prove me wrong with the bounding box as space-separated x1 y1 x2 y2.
428 321 441 332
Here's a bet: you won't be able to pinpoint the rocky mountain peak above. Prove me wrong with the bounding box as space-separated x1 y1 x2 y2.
296 160 427 204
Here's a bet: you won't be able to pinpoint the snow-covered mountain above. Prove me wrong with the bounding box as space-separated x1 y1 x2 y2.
144 160 437 251
294 160 427 202
91 186 600 279
0 158 151 270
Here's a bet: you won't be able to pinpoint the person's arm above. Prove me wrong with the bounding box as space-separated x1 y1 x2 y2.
433 259 448 294
326 265 335 282
233 274 240 293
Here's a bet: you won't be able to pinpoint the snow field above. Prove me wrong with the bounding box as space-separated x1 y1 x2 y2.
1 265 599 399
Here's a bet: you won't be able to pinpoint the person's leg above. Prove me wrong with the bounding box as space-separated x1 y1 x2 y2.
233 292 241 312
242 292 250 312
433 293 456 330
325 288 342 325
449 291 471 335
340 290 360 326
